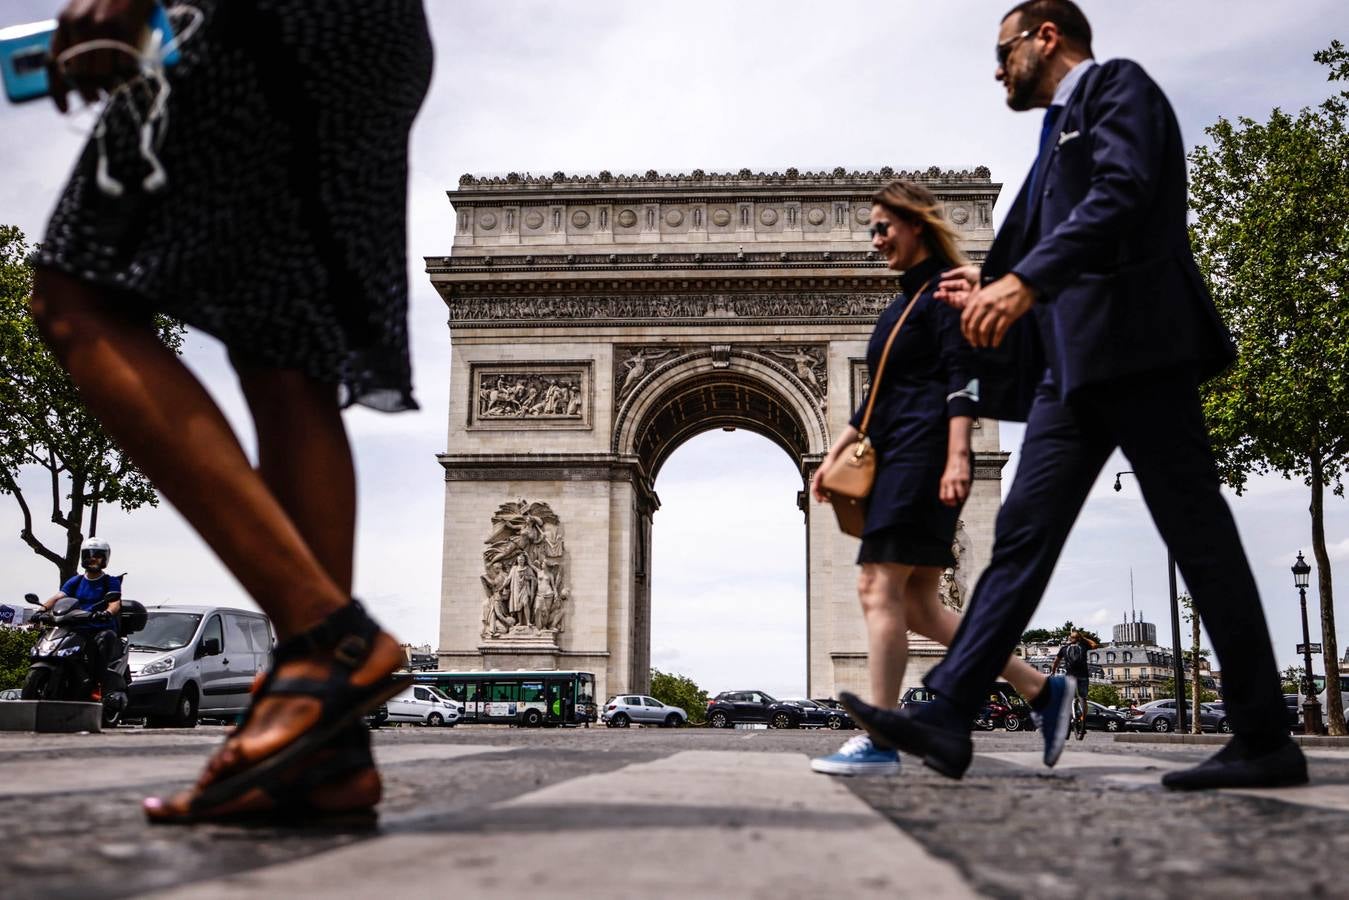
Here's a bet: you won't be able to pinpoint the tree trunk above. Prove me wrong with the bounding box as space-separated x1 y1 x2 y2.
1192 616 1203 734
1310 446 1344 735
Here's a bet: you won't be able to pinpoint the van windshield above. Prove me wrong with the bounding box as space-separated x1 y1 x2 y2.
132 613 203 651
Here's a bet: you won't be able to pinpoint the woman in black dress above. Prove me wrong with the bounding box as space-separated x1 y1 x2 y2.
810 181 1045 777
29 0 432 822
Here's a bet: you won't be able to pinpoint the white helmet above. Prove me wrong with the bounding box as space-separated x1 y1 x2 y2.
80 537 111 571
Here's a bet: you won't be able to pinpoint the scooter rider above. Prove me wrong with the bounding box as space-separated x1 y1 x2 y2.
40 537 122 692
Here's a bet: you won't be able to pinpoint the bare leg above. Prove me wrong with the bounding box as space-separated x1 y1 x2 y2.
235 362 356 593
857 563 914 708
902 568 1047 702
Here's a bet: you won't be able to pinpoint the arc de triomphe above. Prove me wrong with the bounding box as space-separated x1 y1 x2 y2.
428 167 1008 702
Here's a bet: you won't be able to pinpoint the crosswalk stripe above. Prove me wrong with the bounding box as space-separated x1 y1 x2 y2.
147 750 976 900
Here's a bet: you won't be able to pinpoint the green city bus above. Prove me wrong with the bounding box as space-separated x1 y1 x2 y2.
411 670 596 727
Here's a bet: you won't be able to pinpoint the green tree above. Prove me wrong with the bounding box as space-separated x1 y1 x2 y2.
0 626 41 691
1157 677 1218 706
0 226 183 584
1188 42 1349 736
1020 620 1102 646
1282 665 1303 695
649 668 708 725
1087 682 1123 709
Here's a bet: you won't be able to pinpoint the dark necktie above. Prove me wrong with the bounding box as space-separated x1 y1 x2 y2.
1028 103 1064 203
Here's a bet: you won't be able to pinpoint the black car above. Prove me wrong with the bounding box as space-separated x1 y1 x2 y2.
706 690 825 729
778 698 854 730
1083 700 1128 732
908 684 1036 731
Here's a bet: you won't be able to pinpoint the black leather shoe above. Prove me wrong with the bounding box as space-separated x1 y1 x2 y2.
1161 738 1308 790
839 692 973 779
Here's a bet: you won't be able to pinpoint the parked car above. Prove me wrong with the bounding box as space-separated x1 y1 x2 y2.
777 698 853 730
900 686 937 713
705 690 785 728
1124 698 1224 733
602 694 686 727
386 684 460 726
0 688 20 701
363 703 389 729
1083 700 1129 732
127 605 274 728
1203 701 1234 734
1286 693 1304 732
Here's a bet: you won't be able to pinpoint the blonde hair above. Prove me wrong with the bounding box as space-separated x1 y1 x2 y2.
871 180 969 267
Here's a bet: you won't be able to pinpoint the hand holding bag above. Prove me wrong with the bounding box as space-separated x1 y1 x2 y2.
819 279 931 537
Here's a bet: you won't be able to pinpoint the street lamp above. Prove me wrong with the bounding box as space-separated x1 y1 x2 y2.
1293 551 1323 735
1114 470 1188 733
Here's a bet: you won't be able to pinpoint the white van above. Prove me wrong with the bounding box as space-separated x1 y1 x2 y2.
386 684 461 726
126 605 274 727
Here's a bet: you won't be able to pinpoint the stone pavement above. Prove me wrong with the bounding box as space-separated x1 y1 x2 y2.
3 726 1348 899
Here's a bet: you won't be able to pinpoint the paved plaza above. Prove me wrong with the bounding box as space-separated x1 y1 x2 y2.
3 725 1348 899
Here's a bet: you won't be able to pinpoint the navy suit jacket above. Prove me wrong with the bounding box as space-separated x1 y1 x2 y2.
977 59 1235 421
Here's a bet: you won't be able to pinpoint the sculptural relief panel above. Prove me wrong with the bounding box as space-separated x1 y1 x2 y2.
449 291 893 325
469 361 592 430
480 499 571 641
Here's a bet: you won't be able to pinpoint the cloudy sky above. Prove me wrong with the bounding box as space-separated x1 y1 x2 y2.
2 1 1346 699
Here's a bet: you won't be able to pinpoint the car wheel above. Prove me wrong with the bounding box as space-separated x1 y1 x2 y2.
664 712 682 728
1219 718 1232 734
827 716 844 730
771 712 795 729
167 685 199 728
1105 719 1120 732
709 711 729 729
428 712 444 727
1004 714 1022 732
612 712 630 728
522 708 543 727
1153 717 1172 733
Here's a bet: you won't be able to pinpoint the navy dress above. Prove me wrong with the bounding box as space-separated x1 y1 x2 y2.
850 255 978 567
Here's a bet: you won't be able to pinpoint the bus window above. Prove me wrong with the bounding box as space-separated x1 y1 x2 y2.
443 682 469 704
521 681 544 703
488 682 518 702
578 675 595 703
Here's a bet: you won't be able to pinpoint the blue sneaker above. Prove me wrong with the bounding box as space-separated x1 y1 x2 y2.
810 734 902 777
1031 675 1076 767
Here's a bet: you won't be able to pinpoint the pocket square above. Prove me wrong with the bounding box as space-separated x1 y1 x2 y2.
1057 130 1081 146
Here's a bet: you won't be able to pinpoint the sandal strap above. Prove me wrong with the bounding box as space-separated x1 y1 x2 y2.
273 599 378 669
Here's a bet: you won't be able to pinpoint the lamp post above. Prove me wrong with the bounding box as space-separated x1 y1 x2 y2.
1293 551 1323 735
1114 471 1188 733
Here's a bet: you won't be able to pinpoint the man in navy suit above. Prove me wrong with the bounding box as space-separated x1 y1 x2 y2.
842 0 1306 790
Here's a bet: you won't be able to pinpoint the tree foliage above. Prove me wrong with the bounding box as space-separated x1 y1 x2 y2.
1020 620 1102 646
1156 677 1219 705
1087 682 1123 709
0 226 183 583
649 668 708 724
1188 42 1349 734
0 626 40 691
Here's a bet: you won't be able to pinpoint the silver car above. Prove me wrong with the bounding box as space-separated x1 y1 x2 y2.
1124 698 1224 733
602 694 686 728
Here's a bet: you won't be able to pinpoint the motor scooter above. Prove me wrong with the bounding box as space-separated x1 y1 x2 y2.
21 589 146 727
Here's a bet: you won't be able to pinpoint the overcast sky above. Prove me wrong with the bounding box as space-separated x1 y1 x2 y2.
2 1 1346 699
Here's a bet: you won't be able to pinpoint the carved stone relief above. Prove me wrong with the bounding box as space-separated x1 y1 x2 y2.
617 209 637 228
480 499 570 639
762 345 827 405
614 346 687 403
470 362 592 430
665 208 685 227
855 206 870 225
450 292 892 325
938 519 972 612
479 212 498 231
949 205 970 226
759 208 779 226
807 208 826 226
711 208 732 227
571 209 591 228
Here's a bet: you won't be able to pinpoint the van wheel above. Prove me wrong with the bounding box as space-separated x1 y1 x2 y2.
427 712 444 727
168 685 198 728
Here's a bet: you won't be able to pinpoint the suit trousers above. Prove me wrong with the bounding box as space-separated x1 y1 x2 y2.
925 366 1287 739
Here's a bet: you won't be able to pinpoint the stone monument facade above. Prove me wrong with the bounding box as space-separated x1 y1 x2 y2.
430 167 1009 702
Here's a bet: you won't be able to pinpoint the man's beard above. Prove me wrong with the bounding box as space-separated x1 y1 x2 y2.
1006 50 1044 111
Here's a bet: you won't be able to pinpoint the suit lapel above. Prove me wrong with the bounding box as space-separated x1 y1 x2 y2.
1022 64 1103 239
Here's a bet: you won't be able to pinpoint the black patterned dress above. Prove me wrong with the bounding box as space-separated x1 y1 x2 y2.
36 0 433 412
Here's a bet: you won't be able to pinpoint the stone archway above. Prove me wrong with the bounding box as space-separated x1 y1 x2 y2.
430 167 1008 703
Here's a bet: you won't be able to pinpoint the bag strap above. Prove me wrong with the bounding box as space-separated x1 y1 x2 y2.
856 276 935 437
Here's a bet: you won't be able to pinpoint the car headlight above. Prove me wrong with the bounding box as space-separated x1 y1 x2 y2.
141 656 176 676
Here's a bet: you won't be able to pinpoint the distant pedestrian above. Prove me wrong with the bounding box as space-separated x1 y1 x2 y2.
810 181 1049 778
842 0 1306 791
30 0 433 823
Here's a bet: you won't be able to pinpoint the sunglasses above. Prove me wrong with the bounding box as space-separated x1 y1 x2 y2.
996 27 1035 66
867 221 891 239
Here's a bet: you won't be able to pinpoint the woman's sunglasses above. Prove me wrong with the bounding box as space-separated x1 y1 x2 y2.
867 221 891 239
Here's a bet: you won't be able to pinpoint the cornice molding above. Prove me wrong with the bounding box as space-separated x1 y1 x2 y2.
456 165 994 191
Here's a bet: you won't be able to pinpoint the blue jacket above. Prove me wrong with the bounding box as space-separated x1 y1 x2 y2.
978 58 1235 420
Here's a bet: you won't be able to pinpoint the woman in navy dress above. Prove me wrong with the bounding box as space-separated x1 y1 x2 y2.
810 181 1046 777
